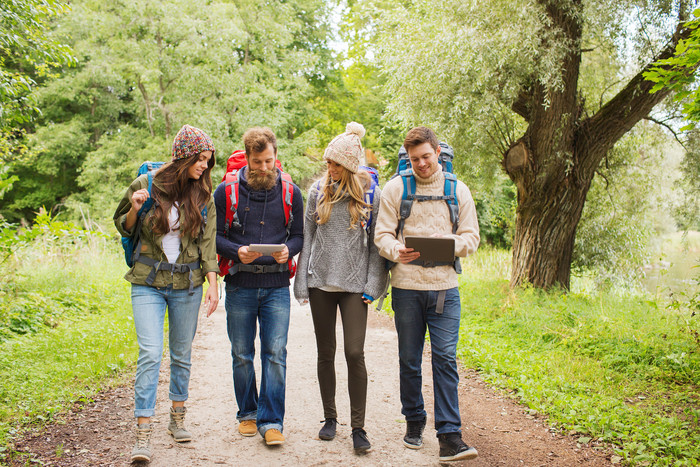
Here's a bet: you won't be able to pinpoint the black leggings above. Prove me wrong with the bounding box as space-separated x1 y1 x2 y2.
308 288 368 429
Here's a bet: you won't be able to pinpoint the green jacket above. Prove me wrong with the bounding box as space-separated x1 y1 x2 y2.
114 174 218 289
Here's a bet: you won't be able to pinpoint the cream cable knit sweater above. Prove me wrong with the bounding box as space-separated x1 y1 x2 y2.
374 169 480 290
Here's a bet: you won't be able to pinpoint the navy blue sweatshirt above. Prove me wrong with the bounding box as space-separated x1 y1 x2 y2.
215 167 304 288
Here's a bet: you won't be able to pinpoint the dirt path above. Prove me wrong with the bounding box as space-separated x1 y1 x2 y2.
11 295 612 466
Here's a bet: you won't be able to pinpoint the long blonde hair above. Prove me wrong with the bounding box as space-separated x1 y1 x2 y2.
316 168 371 229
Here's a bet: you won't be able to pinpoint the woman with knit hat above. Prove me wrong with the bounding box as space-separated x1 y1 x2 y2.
294 122 388 453
114 124 219 463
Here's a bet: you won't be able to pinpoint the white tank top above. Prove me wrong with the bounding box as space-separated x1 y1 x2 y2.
161 203 181 263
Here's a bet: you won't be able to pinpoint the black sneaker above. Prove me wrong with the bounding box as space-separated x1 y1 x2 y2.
318 418 337 440
352 428 371 453
438 432 478 461
403 417 426 449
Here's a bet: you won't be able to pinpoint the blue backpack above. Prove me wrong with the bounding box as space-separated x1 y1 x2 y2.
393 142 461 273
121 162 164 268
314 165 379 233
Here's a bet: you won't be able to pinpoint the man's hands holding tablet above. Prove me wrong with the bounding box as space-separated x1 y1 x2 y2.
238 244 288 264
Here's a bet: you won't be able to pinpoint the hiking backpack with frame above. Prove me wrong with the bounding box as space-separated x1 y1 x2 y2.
217 150 297 278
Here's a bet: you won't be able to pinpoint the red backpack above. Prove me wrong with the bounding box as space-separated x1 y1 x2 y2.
218 150 296 277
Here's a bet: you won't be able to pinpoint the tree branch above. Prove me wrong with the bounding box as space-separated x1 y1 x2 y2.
512 89 530 119
644 116 687 148
137 79 155 137
577 22 695 175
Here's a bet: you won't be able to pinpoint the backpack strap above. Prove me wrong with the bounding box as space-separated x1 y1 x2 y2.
443 172 461 273
223 169 241 236
443 172 459 235
280 171 294 234
228 262 290 275
131 171 157 265
397 169 415 239
395 169 462 273
137 256 202 295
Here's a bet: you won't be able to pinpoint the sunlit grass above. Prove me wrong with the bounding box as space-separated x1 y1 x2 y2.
0 240 137 450
458 246 700 466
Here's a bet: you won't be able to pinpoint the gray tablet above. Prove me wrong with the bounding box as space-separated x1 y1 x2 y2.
404 236 455 263
249 244 285 255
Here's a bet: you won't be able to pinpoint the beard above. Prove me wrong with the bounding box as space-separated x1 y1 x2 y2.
247 167 278 191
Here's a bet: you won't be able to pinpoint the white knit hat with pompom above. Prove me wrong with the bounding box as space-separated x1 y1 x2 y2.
323 122 366 173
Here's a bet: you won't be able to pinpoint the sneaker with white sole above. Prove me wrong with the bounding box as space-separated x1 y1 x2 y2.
403 417 426 449
438 432 478 461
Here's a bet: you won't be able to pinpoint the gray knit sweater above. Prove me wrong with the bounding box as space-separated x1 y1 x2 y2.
294 183 388 301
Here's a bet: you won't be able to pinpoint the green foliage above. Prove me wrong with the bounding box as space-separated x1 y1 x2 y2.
0 219 136 448
645 9 700 126
458 247 700 465
674 133 700 230
0 0 75 128
0 208 103 269
573 123 682 288
0 279 135 448
1 0 335 222
666 260 700 350
369 0 686 161
310 61 405 179
473 178 516 249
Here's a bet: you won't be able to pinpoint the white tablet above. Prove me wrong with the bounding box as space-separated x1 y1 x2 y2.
249 244 285 255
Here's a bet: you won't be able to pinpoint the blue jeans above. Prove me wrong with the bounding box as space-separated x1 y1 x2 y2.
225 284 290 435
131 284 202 418
392 287 462 435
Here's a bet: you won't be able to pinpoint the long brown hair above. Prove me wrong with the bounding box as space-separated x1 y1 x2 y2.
316 169 371 229
148 154 214 238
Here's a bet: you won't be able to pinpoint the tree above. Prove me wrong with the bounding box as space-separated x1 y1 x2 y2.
0 0 75 205
370 0 697 289
2 0 334 221
0 0 74 128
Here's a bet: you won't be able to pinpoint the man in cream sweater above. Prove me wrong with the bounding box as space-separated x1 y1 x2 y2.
374 126 480 462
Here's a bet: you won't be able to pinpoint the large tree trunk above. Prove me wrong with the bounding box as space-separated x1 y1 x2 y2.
511 174 592 289
505 0 691 290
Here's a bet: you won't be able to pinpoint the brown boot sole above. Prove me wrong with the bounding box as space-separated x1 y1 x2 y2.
167 429 192 443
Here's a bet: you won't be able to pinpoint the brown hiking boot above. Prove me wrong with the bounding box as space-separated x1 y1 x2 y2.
239 419 257 437
264 428 285 446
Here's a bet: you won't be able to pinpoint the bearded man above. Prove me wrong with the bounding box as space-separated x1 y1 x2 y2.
214 127 304 446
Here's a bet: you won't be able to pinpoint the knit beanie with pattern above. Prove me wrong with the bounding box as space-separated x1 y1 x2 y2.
323 122 365 173
172 124 215 162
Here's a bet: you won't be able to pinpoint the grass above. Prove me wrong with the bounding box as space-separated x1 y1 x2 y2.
456 247 700 466
0 237 138 452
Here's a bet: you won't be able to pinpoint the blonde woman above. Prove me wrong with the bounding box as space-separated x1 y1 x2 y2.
294 122 387 453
